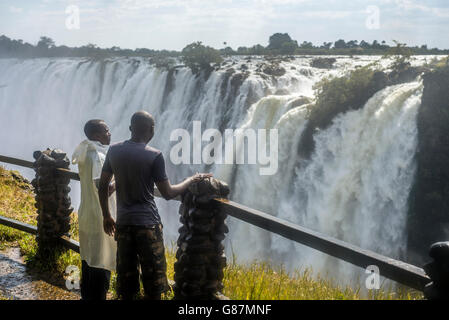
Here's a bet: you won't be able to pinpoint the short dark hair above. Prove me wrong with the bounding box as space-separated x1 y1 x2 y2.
84 119 105 140
130 111 155 135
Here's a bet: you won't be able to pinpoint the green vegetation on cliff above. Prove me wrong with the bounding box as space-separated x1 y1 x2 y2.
298 64 388 158
297 52 430 159
181 41 223 74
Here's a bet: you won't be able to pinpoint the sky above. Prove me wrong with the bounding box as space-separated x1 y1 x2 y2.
1 0 448 51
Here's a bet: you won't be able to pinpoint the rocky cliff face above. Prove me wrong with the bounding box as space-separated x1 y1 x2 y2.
408 66 449 265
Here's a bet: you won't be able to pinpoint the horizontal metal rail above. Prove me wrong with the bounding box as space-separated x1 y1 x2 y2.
0 215 80 253
0 154 80 180
0 154 431 291
213 198 430 291
0 215 37 235
0 155 34 169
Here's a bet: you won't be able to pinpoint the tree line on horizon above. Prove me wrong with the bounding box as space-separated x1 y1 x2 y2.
0 33 448 60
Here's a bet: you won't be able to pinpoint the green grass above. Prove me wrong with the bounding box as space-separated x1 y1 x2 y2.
0 166 424 300
222 260 422 300
0 293 11 300
0 166 37 250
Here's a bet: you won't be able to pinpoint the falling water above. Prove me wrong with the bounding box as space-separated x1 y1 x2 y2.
0 56 430 287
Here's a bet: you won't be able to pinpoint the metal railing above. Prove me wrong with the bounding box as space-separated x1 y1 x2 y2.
0 154 431 291
0 215 80 253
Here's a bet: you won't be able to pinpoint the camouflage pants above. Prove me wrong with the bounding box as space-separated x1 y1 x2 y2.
115 224 169 299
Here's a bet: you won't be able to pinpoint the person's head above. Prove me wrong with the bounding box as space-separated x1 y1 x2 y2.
129 111 155 143
84 119 111 145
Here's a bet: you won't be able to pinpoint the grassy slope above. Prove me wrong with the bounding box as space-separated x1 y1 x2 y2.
0 167 36 249
0 166 422 300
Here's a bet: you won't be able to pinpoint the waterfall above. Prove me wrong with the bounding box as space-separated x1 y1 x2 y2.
281 82 422 285
0 56 427 287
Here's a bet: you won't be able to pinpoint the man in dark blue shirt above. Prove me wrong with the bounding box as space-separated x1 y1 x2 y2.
98 110 211 300
102 139 167 226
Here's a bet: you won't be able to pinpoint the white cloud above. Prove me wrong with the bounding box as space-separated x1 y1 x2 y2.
393 0 449 17
301 10 354 19
9 6 23 13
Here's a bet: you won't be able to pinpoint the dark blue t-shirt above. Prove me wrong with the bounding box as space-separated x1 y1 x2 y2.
102 140 168 226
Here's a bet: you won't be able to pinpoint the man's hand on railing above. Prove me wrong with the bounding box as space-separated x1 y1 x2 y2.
155 172 212 200
191 172 213 182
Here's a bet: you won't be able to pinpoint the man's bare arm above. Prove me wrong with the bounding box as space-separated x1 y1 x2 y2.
98 171 116 236
156 173 212 200
94 179 115 196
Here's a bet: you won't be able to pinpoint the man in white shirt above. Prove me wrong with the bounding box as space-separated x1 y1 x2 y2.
72 119 117 300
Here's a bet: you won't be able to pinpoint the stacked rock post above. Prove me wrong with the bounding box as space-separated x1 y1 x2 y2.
423 241 449 300
31 148 73 254
173 177 230 300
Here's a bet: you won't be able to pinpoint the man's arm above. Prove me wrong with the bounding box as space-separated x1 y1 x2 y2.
94 178 115 196
99 170 116 236
152 152 211 200
155 173 212 200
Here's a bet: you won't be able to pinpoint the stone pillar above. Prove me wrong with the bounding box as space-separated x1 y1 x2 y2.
173 177 230 300
31 148 73 254
423 241 449 300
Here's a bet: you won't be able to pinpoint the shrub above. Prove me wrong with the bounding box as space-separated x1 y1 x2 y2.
311 57 337 69
426 55 449 70
181 41 223 74
383 40 412 73
149 55 176 70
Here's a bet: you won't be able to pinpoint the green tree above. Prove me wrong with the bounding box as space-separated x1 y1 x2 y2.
220 46 235 55
346 40 358 48
281 41 298 54
334 39 347 49
267 33 293 49
248 44 265 55
359 40 371 49
237 46 249 55
321 42 332 50
299 41 314 49
37 36 55 49
384 40 412 72
181 41 223 73
372 40 381 49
